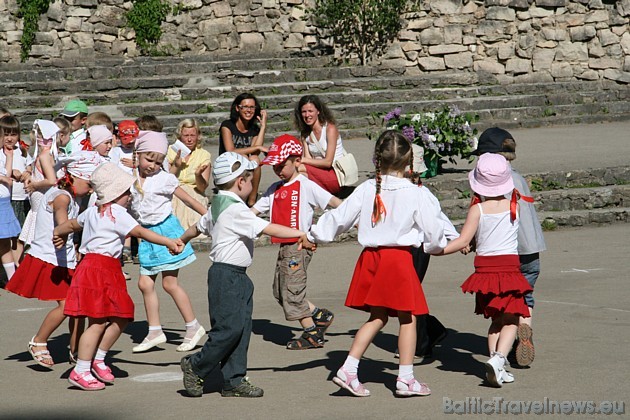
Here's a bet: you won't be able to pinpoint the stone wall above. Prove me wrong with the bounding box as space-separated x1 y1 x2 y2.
1 0 629 83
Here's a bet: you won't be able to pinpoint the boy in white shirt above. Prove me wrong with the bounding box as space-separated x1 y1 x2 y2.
179 152 311 398
252 135 341 349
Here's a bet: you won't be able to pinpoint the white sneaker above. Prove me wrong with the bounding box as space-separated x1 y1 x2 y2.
132 333 167 353
176 325 206 352
484 353 505 387
501 369 514 384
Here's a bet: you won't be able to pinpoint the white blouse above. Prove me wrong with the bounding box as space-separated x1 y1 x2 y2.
130 170 179 225
308 175 447 254
78 204 139 258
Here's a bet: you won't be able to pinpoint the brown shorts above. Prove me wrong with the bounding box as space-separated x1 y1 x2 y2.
273 242 313 321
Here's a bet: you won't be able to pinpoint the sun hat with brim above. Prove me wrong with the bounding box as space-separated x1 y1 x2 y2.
468 153 514 197
59 99 89 118
261 134 303 165
213 152 258 185
91 162 135 205
473 127 514 155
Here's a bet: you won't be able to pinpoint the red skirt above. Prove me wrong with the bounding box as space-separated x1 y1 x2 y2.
303 164 341 195
346 247 428 316
5 254 74 301
64 253 134 320
461 255 532 319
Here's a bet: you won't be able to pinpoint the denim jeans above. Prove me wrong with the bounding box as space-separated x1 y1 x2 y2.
190 262 254 390
520 253 540 308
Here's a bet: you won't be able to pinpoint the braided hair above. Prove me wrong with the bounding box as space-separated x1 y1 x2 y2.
371 130 413 226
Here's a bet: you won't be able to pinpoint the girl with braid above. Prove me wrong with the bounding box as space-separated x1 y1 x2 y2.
306 130 448 397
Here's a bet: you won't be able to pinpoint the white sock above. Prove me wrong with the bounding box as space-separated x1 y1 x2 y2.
75 359 91 374
2 263 15 280
185 319 199 329
94 349 107 369
339 355 361 389
147 325 162 339
398 364 414 381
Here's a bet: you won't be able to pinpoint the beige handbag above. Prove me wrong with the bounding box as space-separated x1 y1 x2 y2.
309 132 359 187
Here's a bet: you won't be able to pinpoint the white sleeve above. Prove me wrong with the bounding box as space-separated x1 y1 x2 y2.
196 211 213 236
415 188 447 254
76 209 87 227
308 183 363 243
306 179 334 210
229 208 269 239
252 183 276 215
114 206 140 236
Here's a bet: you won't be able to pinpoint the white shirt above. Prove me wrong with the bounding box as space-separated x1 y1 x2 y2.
68 128 87 155
197 191 269 267
474 204 519 256
130 170 179 225
253 174 333 233
78 204 139 258
305 123 345 161
0 166 10 199
27 188 79 268
0 148 32 200
308 176 447 254
109 146 135 176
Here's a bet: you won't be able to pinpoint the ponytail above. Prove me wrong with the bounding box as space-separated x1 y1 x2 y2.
371 149 386 226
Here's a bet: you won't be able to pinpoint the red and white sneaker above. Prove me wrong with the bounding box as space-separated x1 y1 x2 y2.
68 370 105 391
91 361 115 384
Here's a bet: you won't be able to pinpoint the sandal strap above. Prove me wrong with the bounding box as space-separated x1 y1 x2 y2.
29 339 48 347
31 349 52 358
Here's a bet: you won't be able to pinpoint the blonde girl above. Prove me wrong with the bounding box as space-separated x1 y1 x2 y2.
308 130 447 397
129 131 207 353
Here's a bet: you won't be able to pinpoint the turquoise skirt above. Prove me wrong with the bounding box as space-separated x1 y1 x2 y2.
139 214 195 275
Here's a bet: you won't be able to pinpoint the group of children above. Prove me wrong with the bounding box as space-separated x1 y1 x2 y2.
1 99 545 398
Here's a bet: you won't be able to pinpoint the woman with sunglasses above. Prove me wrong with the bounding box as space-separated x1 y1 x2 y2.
218 93 268 206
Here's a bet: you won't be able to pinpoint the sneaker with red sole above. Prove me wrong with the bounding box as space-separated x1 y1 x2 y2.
68 370 105 391
91 361 115 384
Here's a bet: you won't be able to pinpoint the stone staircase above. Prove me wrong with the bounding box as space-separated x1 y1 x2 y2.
1 53 628 244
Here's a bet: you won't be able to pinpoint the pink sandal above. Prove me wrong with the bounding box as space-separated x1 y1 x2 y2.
395 377 431 397
332 367 370 397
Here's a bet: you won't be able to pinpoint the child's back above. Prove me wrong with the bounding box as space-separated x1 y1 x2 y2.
474 201 518 256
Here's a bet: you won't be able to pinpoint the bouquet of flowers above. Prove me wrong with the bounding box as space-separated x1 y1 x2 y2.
384 105 479 177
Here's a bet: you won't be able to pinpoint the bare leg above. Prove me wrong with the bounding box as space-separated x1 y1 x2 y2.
519 307 533 327
138 274 161 336
68 316 85 354
31 300 67 366
396 311 416 366
77 318 107 361
98 318 129 351
348 307 388 359
495 314 518 357
161 270 195 323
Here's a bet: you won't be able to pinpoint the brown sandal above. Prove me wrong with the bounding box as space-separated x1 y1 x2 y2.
286 331 324 350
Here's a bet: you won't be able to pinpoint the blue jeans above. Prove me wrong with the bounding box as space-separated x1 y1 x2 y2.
190 263 254 390
520 253 540 308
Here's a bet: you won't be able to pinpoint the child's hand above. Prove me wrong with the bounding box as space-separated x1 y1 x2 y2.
52 232 67 249
120 157 134 169
19 171 31 182
167 238 185 255
11 169 22 180
24 179 36 194
298 235 317 251
460 245 471 255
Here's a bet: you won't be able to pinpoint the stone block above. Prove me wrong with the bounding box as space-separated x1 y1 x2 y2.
519 34 535 50
430 0 462 14
399 30 417 41
420 28 444 45
276 15 290 32
505 57 530 74
529 6 554 18
262 31 284 52
536 0 565 6
406 19 432 30
95 33 116 43
71 32 95 49
239 32 264 52
384 43 405 59
585 9 609 23
625 56 630 72
621 33 630 55
266 8 281 18
428 44 468 55
213 1 233 18
65 17 83 32
94 22 119 36
555 42 588 61
67 7 92 17
550 61 573 78
255 16 273 32
291 7 305 20
418 56 446 71
401 41 422 52
404 50 419 61
262 0 278 7
47 2 64 22
289 20 306 33
570 25 596 42
98 5 125 27
497 42 515 59
200 17 233 35
444 26 463 44
603 69 630 83
598 29 619 47
284 32 303 48
619 0 630 17
541 28 567 41
532 48 555 71
588 39 606 57
576 69 600 80
589 58 621 69
29 44 61 58
474 59 505 74
444 51 473 69
486 6 516 21
563 14 585 26
203 35 220 51
6 31 21 44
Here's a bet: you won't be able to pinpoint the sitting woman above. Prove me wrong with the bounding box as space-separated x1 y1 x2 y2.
219 92 268 206
168 118 211 231
293 94 347 195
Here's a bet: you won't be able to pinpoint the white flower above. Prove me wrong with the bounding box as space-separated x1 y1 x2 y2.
411 113 422 122
424 112 436 120
471 136 478 151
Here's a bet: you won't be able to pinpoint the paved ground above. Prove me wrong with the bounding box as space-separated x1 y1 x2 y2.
1 121 628 419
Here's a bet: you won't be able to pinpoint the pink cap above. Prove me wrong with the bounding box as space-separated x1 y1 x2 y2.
468 153 514 197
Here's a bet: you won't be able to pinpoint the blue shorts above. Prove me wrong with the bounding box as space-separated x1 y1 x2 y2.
139 214 195 274
520 253 540 308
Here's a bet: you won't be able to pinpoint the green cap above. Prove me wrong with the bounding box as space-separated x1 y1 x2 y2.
59 99 88 117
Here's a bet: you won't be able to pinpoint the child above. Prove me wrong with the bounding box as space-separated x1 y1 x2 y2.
59 99 88 155
252 134 340 349
0 115 30 268
19 120 59 249
439 153 533 387
53 162 184 390
129 131 207 353
6 151 104 369
307 130 447 397
0 118 20 280
53 117 72 157
83 125 113 159
179 152 312 398
474 127 546 367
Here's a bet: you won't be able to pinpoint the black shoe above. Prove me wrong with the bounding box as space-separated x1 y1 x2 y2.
312 308 334 333
221 377 264 398
180 356 204 397
286 330 324 350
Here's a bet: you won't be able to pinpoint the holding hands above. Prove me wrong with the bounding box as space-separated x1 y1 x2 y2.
298 235 317 251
